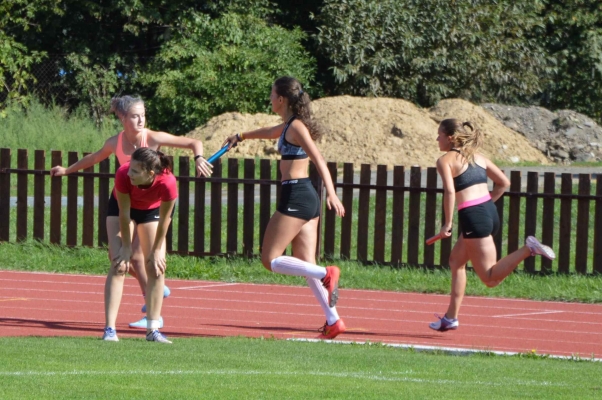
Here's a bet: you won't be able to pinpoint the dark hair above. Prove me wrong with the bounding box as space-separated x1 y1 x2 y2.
273 76 322 141
110 95 144 118
131 148 173 174
439 119 483 165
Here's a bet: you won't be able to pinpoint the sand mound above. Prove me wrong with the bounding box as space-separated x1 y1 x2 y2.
187 96 549 168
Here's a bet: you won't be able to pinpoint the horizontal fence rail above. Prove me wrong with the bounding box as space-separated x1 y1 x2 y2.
1 148 602 275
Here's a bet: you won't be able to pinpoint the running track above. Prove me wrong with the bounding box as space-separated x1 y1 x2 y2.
1 270 601 359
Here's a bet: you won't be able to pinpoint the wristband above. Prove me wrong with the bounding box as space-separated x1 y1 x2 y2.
236 133 244 142
194 155 204 161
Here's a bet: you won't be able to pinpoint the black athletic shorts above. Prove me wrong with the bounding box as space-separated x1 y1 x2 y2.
277 178 321 221
107 192 174 225
458 200 499 239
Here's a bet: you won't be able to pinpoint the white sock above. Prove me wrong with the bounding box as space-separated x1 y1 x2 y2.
270 256 326 280
306 277 340 325
147 319 161 330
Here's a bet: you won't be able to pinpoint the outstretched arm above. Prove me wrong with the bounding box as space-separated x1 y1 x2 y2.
50 137 115 176
150 131 212 177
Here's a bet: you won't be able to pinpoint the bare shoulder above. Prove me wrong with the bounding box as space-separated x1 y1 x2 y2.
474 153 490 168
103 134 119 152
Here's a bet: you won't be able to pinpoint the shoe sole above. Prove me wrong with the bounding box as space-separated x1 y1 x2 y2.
327 267 340 308
102 336 119 342
527 237 556 260
429 322 459 332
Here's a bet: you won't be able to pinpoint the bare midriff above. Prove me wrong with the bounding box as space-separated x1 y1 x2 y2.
279 158 310 181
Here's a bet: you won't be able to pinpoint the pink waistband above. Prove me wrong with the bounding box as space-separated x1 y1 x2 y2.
457 194 491 211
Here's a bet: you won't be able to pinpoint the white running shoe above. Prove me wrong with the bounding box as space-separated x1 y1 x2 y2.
525 236 556 260
429 314 459 332
146 329 172 344
102 327 119 342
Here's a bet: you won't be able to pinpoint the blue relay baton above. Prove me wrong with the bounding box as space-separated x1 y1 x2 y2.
207 144 233 164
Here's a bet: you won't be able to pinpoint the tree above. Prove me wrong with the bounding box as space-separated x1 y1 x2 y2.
138 11 316 133
540 0 602 121
314 0 551 106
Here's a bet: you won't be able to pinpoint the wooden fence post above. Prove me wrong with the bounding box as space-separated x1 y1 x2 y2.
0 148 11 242
33 150 46 241
373 165 388 264
407 166 422 265
391 166 405 266
340 163 354 260
227 158 238 255
16 149 28 241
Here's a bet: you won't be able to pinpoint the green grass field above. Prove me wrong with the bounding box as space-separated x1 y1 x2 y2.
0 337 600 399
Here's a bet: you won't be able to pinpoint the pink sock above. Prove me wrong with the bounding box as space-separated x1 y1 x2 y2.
270 256 326 280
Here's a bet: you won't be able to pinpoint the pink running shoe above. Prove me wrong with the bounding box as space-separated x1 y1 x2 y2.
317 319 346 340
429 314 459 332
525 236 556 260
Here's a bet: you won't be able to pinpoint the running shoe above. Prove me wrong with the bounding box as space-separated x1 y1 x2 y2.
429 314 459 332
129 316 163 329
525 236 556 260
317 319 346 340
146 329 172 344
102 327 119 342
141 285 171 313
321 266 340 307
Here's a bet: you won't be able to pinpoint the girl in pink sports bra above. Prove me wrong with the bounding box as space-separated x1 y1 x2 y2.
49 95 213 334
114 129 149 165
429 118 556 333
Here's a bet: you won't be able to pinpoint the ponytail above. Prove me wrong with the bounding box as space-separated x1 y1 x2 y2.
439 119 483 165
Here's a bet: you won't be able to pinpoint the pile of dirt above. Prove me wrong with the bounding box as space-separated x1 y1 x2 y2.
187 96 550 168
482 103 602 163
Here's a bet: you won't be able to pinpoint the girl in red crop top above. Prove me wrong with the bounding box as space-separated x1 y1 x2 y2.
108 147 177 343
430 119 556 333
49 95 211 334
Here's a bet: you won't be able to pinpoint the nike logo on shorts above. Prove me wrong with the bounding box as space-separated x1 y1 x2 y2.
466 231 473 235
154 215 160 219
288 208 299 212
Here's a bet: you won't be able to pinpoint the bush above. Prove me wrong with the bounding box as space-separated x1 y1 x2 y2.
138 11 316 134
314 0 551 107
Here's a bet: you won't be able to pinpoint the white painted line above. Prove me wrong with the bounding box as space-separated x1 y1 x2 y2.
0 367 574 386
178 283 239 290
492 311 564 318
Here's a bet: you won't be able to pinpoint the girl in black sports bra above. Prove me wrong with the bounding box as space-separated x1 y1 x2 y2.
429 119 556 332
223 77 346 340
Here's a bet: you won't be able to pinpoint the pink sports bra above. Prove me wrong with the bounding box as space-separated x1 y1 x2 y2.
115 129 149 165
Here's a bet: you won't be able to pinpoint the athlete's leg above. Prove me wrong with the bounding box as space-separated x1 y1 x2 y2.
261 212 324 278
104 216 135 329
291 218 341 326
465 236 530 288
136 220 166 331
445 236 470 319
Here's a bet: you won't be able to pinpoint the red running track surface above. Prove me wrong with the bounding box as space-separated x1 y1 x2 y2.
1 270 601 359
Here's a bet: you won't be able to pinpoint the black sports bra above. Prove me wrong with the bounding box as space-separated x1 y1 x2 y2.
450 149 488 192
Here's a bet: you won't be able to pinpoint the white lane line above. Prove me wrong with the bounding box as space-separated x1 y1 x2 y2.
178 283 239 290
0 368 571 386
492 311 565 318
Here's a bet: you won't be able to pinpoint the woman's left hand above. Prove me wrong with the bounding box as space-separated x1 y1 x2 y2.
146 251 167 277
326 194 345 217
195 156 213 177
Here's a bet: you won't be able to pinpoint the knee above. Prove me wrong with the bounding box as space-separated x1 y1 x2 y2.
261 253 274 271
479 270 501 288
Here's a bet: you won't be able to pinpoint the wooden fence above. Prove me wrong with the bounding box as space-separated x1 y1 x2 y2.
1 148 602 274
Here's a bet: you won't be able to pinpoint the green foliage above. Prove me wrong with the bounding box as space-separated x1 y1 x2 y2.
314 0 551 106
138 11 316 133
540 1 602 121
0 1 61 107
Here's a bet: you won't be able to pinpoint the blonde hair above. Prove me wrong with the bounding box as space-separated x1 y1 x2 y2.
439 119 483 165
110 95 144 118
